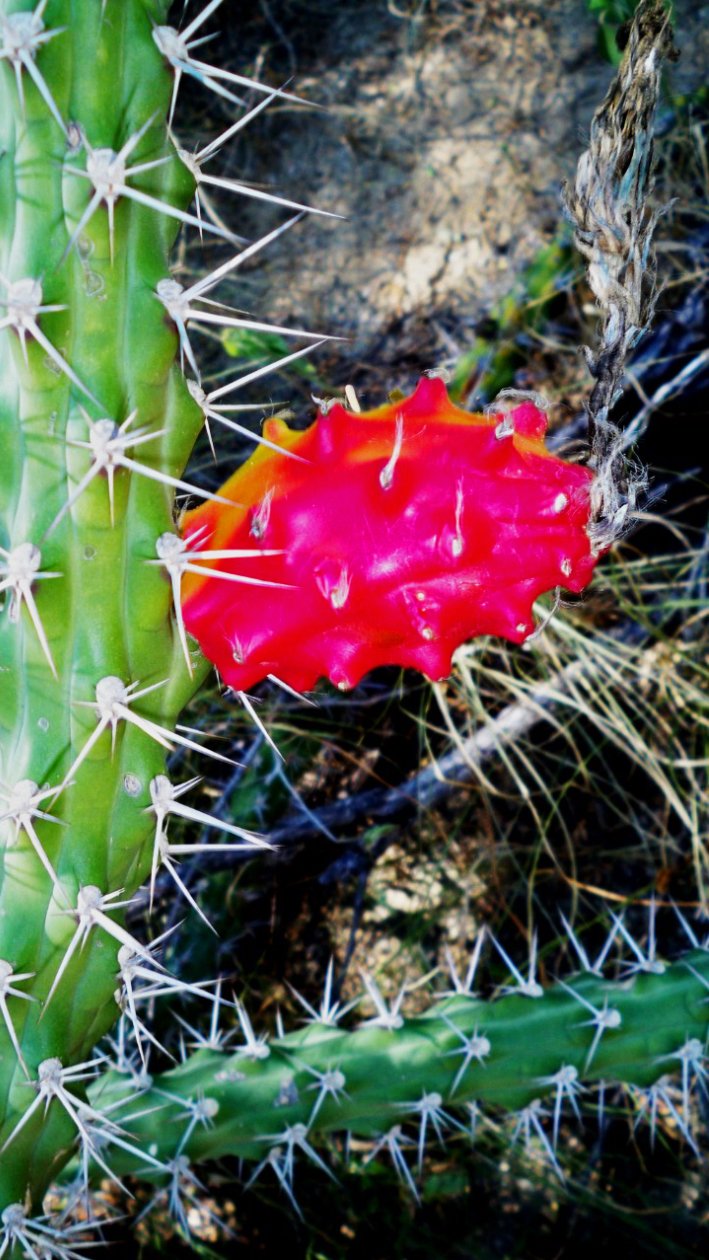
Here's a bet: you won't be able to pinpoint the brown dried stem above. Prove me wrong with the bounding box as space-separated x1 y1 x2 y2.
563 0 677 549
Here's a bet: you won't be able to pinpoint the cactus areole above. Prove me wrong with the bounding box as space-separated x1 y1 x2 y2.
181 378 599 692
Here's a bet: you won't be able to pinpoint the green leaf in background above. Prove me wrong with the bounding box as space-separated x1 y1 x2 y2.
587 0 674 65
220 326 323 383
448 234 574 406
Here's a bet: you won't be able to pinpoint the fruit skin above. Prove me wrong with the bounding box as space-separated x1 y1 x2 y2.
181 378 599 693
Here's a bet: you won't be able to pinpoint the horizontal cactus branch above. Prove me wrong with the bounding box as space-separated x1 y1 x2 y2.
88 944 709 1198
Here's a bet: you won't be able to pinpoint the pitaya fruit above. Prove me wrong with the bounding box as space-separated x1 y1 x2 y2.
180 378 598 692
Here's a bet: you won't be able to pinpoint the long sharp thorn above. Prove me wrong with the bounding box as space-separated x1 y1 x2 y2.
42 930 83 1016
199 172 342 220
163 854 218 935
21 816 66 899
18 325 30 367
167 841 265 855
117 706 173 751
188 58 313 107
0 1093 42 1154
166 800 269 845
182 562 294 589
107 464 117 526
186 214 304 300
22 52 67 136
126 156 172 178
186 309 334 341
117 110 159 163
182 31 219 52
181 548 284 560
204 405 309 462
13 59 25 115
43 463 99 536
19 582 57 677
105 1128 170 1174
93 910 167 969
82 1134 133 1199
120 184 238 243
236 690 284 761
138 714 240 765
0 994 31 1078
217 337 332 402
177 57 246 109
175 775 204 796
149 815 164 913
128 677 168 702
168 66 182 127
182 0 224 40
205 407 306 460
168 568 193 675
30 322 101 407
60 190 103 265
58 716 110 794
196 88 282 161
108 198 115 265
119 456 239 506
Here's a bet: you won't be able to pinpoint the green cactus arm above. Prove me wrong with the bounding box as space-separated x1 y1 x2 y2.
88 947 709 1177
0 0 220 1216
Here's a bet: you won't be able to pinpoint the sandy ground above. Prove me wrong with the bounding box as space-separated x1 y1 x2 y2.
181 0 707 400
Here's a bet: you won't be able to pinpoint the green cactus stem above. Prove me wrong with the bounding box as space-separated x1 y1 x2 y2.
90 944 709 1195
0 0 257 1218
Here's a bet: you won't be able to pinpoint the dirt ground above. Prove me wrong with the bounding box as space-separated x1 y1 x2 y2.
192 0 707 400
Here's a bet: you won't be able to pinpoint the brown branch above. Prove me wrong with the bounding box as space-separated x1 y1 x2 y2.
188 616 651 864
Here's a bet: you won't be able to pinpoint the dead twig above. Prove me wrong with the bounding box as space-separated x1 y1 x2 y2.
194 615 652 861
563 0 677 551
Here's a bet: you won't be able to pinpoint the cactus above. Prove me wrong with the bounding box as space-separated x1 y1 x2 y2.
0 0 694 1254
88 942 709 1191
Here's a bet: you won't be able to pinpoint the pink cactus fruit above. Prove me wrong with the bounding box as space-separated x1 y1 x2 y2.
180 377 599 692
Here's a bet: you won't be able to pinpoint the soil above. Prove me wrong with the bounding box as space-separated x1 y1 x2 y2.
185 0 708 401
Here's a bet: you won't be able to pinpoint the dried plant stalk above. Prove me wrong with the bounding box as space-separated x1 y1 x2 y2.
564 0 676 549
